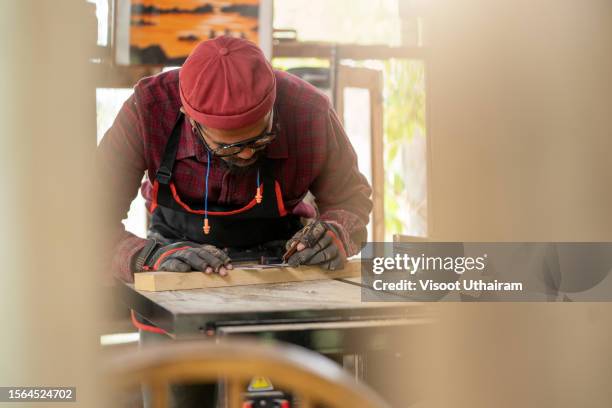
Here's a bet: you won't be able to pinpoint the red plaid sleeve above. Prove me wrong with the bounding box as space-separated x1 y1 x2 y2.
97 93 148 283
312 109 373 255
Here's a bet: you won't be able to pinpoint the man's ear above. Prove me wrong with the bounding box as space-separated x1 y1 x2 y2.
181 108 195 128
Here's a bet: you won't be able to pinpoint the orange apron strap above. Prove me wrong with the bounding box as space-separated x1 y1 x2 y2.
130 310 168 335
274 181 288 216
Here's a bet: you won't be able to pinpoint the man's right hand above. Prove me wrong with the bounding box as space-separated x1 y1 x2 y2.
134 241 233 276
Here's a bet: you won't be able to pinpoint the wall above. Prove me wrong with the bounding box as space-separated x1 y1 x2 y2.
427 0 612 241
418 2 612 407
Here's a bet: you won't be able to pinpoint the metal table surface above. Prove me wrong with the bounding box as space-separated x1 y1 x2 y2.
118 277 432 354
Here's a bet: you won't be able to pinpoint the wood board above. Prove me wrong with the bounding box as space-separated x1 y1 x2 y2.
134 261 361 292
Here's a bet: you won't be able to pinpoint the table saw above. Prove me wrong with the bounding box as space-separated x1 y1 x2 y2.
116 263 432 405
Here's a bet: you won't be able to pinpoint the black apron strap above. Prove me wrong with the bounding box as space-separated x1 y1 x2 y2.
156 112 183 185
257 160 278 213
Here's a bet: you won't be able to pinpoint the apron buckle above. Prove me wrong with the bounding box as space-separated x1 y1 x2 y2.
156 167 172 184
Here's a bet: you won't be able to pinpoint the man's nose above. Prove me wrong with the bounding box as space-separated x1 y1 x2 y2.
237 148 254 160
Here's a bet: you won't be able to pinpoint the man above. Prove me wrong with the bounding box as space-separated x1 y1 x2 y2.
99 35 371 295
98 35 372 406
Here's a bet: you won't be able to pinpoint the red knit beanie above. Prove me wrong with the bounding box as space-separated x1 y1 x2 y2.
179 36 276 130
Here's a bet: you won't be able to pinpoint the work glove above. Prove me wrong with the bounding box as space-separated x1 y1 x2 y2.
133 240 233 276
285 221 347 270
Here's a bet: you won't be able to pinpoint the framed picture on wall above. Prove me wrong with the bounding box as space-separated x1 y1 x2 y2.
114 0 272 65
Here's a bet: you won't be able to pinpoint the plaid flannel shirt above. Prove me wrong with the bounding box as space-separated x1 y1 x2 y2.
97 69 372 283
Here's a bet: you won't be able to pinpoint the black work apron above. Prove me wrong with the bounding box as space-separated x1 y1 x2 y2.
133 113 301 334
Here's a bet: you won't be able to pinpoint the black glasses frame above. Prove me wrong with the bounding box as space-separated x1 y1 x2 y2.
193 120 278 158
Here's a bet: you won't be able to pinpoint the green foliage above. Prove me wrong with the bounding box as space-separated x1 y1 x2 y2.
384 60 426 145
383 59 426 238
269 57 427 239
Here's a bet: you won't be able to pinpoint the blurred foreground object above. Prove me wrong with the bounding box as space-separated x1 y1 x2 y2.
0 1 105 406
416 0 612 406
105 338 389 408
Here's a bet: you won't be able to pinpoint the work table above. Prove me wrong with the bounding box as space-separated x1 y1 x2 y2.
120 277 429 336
117 267 433 358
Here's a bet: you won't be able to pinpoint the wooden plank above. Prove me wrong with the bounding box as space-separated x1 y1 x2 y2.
134 261 361 292
131 279 389 315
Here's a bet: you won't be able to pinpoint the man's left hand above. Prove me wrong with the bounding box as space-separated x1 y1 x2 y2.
285 221 347 270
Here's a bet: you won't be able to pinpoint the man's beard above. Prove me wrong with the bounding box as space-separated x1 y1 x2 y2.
221 151 264 175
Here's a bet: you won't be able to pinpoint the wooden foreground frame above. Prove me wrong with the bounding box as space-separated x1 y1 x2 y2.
134 260 361 292
106 337 390 408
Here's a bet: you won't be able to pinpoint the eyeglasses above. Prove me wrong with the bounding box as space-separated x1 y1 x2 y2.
193 117 277 158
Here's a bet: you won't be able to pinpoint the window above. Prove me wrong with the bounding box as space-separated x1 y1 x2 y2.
96 88 147 238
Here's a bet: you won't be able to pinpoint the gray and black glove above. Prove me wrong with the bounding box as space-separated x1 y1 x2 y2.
133 240 232 275
285 221 348 270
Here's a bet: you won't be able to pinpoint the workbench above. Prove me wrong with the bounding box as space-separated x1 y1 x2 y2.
117 273 432 405
119 276 429 342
